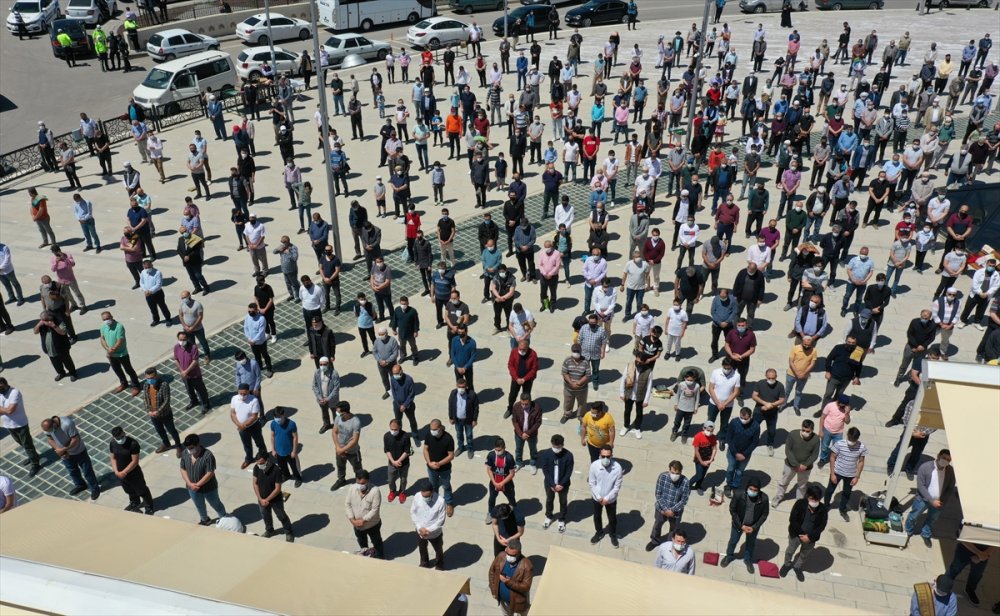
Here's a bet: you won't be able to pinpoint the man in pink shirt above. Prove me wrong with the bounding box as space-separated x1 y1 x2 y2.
50 245 87 314
537 240 561 313
817 394 852 467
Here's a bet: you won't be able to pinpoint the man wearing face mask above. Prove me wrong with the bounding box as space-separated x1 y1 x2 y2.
792 294 829 344
311 356 340 435
448 378 479 460
109 425 154 515
424 419 456 518
488 537 534 615
560 344 592 424
772 419 820 509
959 258 999 330
894 310 938 387
780 484 827 581
824 426 866 522
243 304 274 379
537 239 561 312
307 317 337 370
724 407 760 498
178 291 211 361
179 434 227 525
721 475 768 572
510 392 542 476
389 296 420 366
329 401 363 493
411 479 447 569
269 406 303 488
724 318 757 400
506 340 539 417
588 445 623 548
578 314 609 392
537 434 574 532
646 460 690 552
251 450 294 542
654 528 696 574
491 265 518 334
141 367 183 456
490 502 526 557
344 469 383 557
0 379 41 477
231 383 266 471
751 369 787 456
901 447 955 547
42 414 100 500
100 311 141 396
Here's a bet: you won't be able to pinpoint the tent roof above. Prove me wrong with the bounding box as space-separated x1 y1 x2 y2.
0 497 470 615
925 362 1000 547
530 546 876 615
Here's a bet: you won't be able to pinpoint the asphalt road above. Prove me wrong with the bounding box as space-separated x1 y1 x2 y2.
0 0 948 148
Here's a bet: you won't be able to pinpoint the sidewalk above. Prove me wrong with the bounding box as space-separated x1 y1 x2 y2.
0 7 997 614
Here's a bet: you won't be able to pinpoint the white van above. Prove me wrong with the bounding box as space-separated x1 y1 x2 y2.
132 50 237 111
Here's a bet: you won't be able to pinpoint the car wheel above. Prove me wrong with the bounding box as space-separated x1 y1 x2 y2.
868 0 878 6
376 48 388 60
360 18 373 31
407 11 419 23
250 70 262 79
938 0 949 5
754 4 765 12
428 37 441 50
831 2 842 8
257 34 269 46
164 102 181 116
299 28 310 40
465 5 474 13
620 14 629 23
209 44 220 51
165 53 176 61
977 0 988 6
581 17 592 27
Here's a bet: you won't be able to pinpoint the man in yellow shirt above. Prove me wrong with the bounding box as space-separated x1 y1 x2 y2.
56 29 76 68
784 335 817 415
935 54 954 94
580 402 615 463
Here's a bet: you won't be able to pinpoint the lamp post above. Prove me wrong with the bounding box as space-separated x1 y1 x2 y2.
308 0 344 261
504 0 509 40
684 0 712 151
264 0 276 69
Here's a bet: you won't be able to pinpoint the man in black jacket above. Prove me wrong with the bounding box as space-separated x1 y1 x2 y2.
448 378 479 458
307 317 337 369
733 263 766 323
894 310 937 387
822 334 862 407
478 212 500 252
862 272 891 329
503 192 525 256
537 433 574 532
390 296 421 366
721 475 769 573
781 484 828 581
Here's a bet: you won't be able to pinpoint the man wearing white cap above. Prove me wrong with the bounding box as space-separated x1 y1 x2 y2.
932 288 962 359
122 161 141 197
688 420 717 494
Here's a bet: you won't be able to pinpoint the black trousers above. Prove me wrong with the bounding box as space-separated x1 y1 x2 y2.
250 342 273 371
507 379 535 413
260 496 294 533
238 422 267 463
710 322 732 356
355 521 385 558
184 376 211 409
151 413 182 448
121 469 154 509
144 289 171 322
7 424 40 466
276 454 303 481
593 500 618 535
494 299 513 329
49 352 77 377
109 355 140 388
545 486 568 520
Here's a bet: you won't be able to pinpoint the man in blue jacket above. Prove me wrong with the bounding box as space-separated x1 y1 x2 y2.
389 364 419 443
449 325 477 390
537 433 574 532
724 406 759 497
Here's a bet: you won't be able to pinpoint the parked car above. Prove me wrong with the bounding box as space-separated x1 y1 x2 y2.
564 0 628 27
321 33 391 67
237 46 299 80
147 28 219 61
739 0 784 12
814 0 884 9
492 5 554 36
6 0 60 35
133 51 237 112
49 18 89 58
235 12 313 46
924 0 993 7
449 0 503 13
406 16 471 50
522 0 576 5
63 0 114 25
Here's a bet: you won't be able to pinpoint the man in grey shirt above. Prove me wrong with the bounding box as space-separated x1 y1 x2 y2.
41 415 100 500
621 250 650 320
373 327 400 399
312 356 340 434
179 433 228 525
330 401 362 491
178 291 210 359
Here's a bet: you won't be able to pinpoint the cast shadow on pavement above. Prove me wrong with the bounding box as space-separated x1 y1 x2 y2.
294 512 331 537
442 542 484 570
384 531 418 559
616 509 645 538
154 486 190 511
452 483 488 507
528 554 547 576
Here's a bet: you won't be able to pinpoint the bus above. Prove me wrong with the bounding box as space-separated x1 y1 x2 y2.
317 0 436 32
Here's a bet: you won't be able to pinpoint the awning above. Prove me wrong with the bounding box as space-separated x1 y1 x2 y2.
927 362 1000 547
530 546 876 615
0 498 471 615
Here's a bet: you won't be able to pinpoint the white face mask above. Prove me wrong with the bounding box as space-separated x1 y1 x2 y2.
505 554 518 564
600 457 611 468
390 429 400 437
807 499 820 508
668 472 680 482
114 437 127 445
256 463 267 470
430 429 442 438
640 310 649 316
672 542 687 553
766 378 776 385
551 446 563 454
703 428 713 435
740 418 752 425
847 440 858 447
239 359 249 366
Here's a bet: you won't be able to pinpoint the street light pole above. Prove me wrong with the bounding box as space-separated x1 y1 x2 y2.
684 0 711 150
308 0 343 261
504 0 508 40
264 0 276 69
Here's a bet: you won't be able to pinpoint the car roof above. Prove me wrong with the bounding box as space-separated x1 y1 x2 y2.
154 28 197 37
245 12 290 20
244 46 291 54
420 16 468 24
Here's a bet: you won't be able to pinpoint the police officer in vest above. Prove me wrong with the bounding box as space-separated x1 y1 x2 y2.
56 29 76 67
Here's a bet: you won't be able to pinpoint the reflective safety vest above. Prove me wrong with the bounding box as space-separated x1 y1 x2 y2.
93 29 108 53
123 18 138 31
56 32 73 48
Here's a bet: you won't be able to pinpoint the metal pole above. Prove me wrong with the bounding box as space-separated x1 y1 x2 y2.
264 0 276 69
504 0 508 40
309 0 343 262
882 364 928 508
684 0 711 150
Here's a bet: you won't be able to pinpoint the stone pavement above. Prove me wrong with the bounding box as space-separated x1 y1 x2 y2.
1 6 998 614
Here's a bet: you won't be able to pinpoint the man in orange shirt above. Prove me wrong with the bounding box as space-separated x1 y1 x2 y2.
28 187 57 248
445 108 463 160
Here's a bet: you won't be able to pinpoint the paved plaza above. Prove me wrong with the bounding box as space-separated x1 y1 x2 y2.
1 5 998 614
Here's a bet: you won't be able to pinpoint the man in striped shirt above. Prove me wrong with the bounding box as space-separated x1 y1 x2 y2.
823 427 866 522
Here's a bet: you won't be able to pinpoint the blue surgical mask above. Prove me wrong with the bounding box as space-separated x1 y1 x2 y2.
146 378 156 385
747 489 759 498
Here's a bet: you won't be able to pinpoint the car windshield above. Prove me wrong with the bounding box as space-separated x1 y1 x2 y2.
11 1 40 11
509 7 532 18
414 20 432 28
67 0 91 7
237 51 249 62
142 68 173 90
244 16 261 26
324 36 342 48
148 34 163 45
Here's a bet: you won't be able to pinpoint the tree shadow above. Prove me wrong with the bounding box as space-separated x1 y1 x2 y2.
682 522 708 545
751 537 780 562
565 498 592 524
294 512 331 537
802 546 835 573
609 333 632 350
442 542 484 570
641 410 670 433
340 372 367 388
452 482 487 507
478 387 505 404
536 396 560 415
518 497 542 518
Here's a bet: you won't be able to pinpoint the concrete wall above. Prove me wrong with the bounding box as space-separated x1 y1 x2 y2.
134 2 312 47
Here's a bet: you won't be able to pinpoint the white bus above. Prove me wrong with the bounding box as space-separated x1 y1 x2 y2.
317 0 436 32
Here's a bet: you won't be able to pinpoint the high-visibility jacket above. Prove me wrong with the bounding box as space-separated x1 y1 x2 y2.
56 32 73 48
93 29 108 53
123 18 138 31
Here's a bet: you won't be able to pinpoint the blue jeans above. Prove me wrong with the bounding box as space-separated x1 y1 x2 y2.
711 189 730 215
819 431 843 463
62 451 99 492
841 283 866 312
807 215 824 242
706 402 732 441
333 95 345 115
824 473 854 514
946 542 988 591
725 448 750 489
690 459 711 488
905 495 942 539
726 523 759 563
624 288 644 317
885 264 904 294
454 419 474 452
80 219 101 248
583 284 595 313
427 466 453 504
187 487 228 521
784 374 809 410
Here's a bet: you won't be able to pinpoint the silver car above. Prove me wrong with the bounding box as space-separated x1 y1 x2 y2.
321 33 391 67
146 28 220 61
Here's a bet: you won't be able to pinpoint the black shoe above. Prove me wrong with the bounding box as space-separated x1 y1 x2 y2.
720 555 734 567
262 529 276 538
590 531 605 544
381 392 390 400
609 535 619 549
90 488 101 501
645 541 658 552
884 419 901 428
745 561 754 573
794 567 805 582
294 479 303 488
967 587 981 606
780 564 792 577
724 486 733 498
69 485 87 496
28 465 40 478
330 480 348 491
286 532 295 542
199 517 213 526
840 510 850 522
124 502 140 512
319 424 331 434
922 536 932 547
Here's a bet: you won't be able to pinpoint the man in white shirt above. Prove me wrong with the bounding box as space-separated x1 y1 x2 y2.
588 445 623 548
298 275 325 332
602 153 620 201
591 280 617 336
707 359 742 445
654 528 696 574
634 169 655 199
244 214 268 276
676 215 699 270
230 383 265 470
0 474 16 513
664 300 689 359
554 196 575 231
0 379 40 475
411 479 448 569
746 235 772 271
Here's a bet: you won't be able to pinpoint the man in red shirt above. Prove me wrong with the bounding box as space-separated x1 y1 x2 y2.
581 130 601 180
689 420 718 493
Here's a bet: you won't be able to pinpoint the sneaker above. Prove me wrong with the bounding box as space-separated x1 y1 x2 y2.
467 449 474 459
590 531 605 544
720 555 734 567
398 493 406 504
634 430 642 440
558 521 566 533
619 427 630 437
270 335 278 343
294 479 302 488
956 322 968 329
485 512 493 525
772 496 782 508
446 504 455 517
286 532 295 543
840 510 850 522
388 491 397 502
28 465 40 478
767 445 774 456
609 535 619 549
669 432 678 442
543 517 552 529
724 486 733 498
922 536 932 548
794 567 805 582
